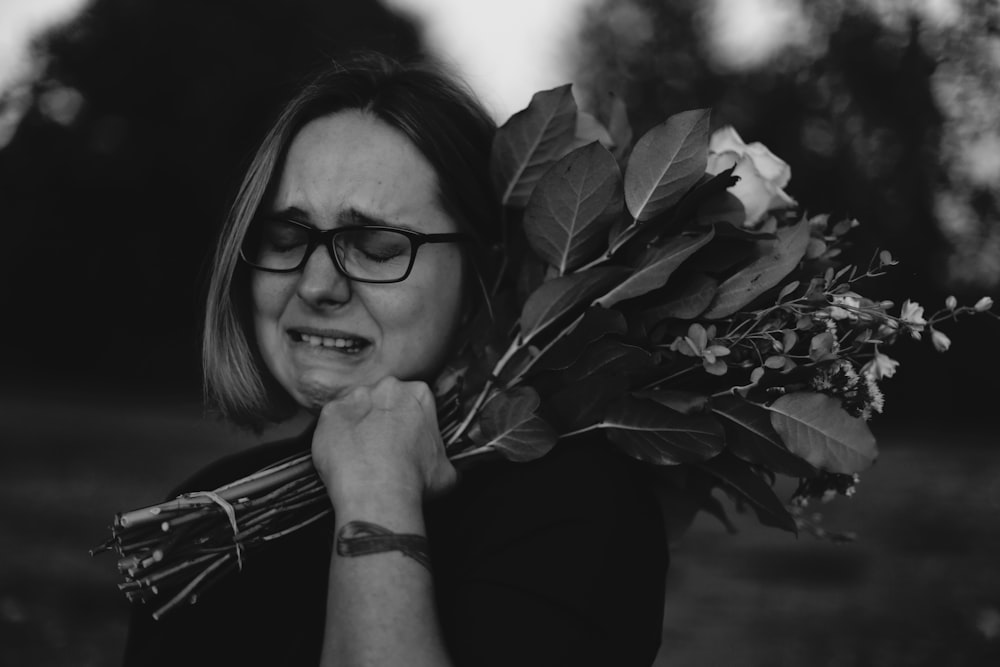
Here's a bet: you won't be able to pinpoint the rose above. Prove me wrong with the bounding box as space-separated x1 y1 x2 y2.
706 126 797 227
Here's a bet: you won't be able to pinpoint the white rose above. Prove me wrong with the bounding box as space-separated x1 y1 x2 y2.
706 125 797 227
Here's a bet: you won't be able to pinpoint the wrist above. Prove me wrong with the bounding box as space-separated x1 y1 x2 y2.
331 485 426 531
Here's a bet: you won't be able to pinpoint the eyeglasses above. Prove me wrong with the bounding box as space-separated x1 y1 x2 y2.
239 217 468 284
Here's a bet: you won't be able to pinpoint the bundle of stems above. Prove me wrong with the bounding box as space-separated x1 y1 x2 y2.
93 394 466 620
91 451 330 619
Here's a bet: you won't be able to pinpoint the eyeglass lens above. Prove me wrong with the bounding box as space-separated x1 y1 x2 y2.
243 219 414 281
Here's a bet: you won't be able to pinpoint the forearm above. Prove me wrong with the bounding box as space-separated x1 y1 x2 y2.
320 492 454 667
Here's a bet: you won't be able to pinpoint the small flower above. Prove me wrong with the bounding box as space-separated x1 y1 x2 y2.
931 329 951 352
865 375 885 415
862 351 899 380
828 294 861 320
974 296 994 312
945 295 957 310
900 300 927 328
670 323 730 375
899 299 927 339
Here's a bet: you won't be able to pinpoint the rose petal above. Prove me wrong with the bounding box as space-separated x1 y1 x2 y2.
745 141 792 188
708 125 747 155
728 153 773 227
706 149 740 176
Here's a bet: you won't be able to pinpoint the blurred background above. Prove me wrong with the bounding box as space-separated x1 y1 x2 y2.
0 0 997 665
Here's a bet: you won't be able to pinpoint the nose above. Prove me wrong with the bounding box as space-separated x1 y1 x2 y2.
295 242 352 307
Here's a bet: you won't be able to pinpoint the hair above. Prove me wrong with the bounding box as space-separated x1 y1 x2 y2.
202 52 499 428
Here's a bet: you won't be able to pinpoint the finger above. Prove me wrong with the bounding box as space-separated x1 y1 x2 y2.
322 385 372 421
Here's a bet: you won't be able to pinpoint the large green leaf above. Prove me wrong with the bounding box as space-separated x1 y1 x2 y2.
623 108 710 222
561 339 653 383
767 392 878 474
632 389 709 414
491 85 578 208
696 452 798 533
477 387 558 462
702 218 810 319
601 394 725 465
548 373 629 431
639 272 718 325
535 307 627 372
711 395 817 478
524 142 623 274
595 229 714 308
520 267 629 343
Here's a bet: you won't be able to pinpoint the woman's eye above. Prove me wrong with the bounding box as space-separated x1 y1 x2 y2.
351 231 410 263
262 221 308 251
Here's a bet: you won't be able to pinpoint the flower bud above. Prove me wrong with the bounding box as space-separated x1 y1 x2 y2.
945 295 957 310
974 296 994 312
931 329 951 352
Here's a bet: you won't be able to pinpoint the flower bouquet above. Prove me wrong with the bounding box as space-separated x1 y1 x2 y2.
95 85 994 619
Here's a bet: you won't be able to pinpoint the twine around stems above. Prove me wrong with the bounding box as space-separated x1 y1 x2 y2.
183 491 244 570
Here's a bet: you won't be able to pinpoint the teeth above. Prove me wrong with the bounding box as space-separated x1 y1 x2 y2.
298 333 364 350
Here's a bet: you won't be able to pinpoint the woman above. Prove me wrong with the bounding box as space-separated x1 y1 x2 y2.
122 53 668 667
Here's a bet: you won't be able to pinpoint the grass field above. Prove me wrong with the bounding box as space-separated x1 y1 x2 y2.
1 389 998 666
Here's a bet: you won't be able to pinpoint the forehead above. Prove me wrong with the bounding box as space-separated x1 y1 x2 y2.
272 110 447 231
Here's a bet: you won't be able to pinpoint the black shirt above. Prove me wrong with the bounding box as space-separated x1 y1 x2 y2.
122 430 669 666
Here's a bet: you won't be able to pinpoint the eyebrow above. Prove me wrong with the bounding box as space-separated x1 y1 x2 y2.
265 206 420 233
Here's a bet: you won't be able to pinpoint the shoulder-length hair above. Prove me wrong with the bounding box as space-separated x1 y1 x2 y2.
203 52 499 428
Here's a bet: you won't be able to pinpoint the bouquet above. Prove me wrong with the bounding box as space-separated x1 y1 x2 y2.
95 85 995 619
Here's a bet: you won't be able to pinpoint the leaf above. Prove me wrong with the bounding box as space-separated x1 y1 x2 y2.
535 307 627 371
477 387 558 462
640 272 718 324
711 395 818 478
696 192 745 228
767 392 878 474
632 389 709 414
491 85 578 208
561 339 653 383
601 394 725 465
520 266 629 343
702 218 811 319
595 229 715 308
547 373 629 431
523 142 623 274
696 452 798 533
669 166 739 227
624 108 710 222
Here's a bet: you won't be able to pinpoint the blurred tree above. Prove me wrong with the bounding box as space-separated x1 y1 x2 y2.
0 0 420 395
571 0 1000 421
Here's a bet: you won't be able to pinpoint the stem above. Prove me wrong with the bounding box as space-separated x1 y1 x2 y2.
571 251 613 275
449 445 493 462
507 311 586 386
561 424 603 439
152 553 234 620
606 217 640 257
445 336 524 447
640 363 698 390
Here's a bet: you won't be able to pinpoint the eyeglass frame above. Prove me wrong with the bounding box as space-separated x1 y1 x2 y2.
238 216 471 284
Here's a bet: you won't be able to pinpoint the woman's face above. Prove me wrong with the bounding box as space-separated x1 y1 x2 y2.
250 110 466 410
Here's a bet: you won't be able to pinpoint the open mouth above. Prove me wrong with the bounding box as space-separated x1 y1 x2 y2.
289 330 371 354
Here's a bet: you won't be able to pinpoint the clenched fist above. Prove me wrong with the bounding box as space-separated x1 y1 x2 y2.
311 377 457 508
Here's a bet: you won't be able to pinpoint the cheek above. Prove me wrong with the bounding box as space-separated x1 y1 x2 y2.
250 275 292 354
374 260 464 377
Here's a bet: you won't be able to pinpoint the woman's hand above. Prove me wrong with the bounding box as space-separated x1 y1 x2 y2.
311 376 457 507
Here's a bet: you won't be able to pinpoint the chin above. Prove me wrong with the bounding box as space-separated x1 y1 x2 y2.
288 370 358 410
